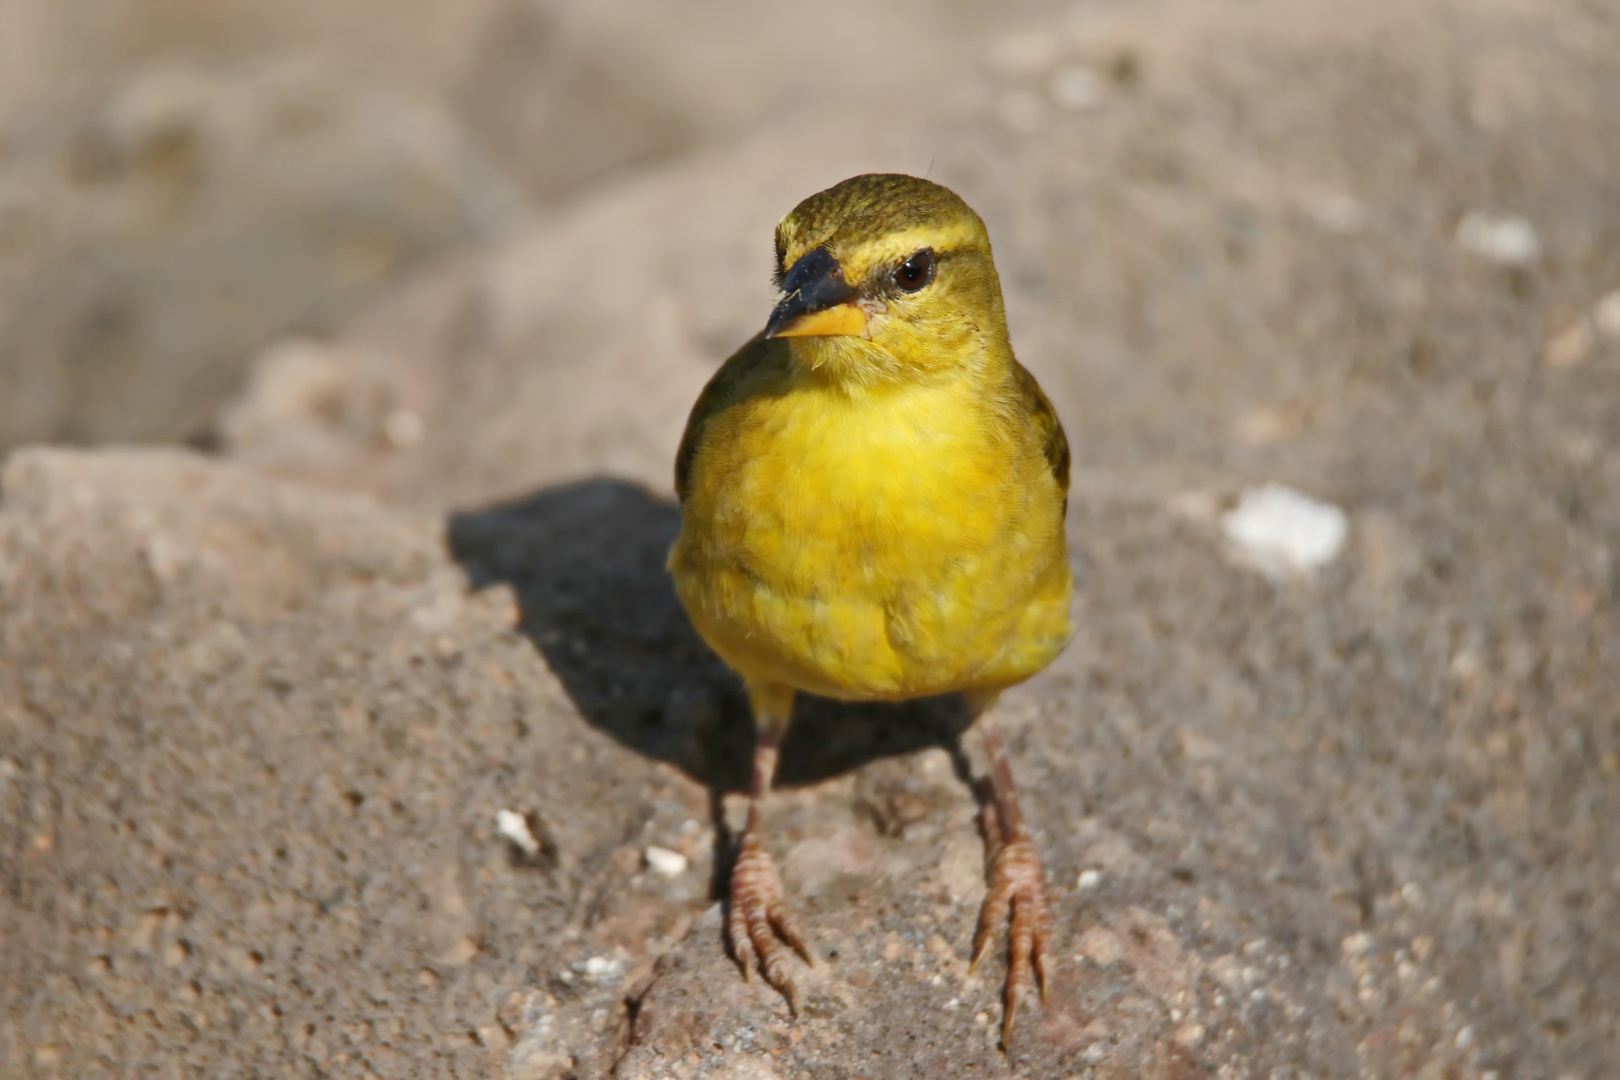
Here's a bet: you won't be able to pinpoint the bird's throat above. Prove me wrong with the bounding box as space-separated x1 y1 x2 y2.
786 334 891 379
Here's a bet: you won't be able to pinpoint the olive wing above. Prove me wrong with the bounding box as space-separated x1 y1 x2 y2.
1013 360 1070 511
675 332 784 503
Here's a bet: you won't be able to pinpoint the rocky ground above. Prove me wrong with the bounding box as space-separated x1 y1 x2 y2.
4 0 1620 1077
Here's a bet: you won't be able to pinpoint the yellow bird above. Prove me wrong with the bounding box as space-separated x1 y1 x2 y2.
669 173 1073 1039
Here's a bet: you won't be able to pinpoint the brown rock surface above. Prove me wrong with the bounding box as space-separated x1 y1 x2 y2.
0 448 714 1077
5 0 1620 1077
0 61 528 450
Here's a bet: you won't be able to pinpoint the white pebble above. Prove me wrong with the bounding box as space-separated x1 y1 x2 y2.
1049 64 1104 110
495 809 539 856
644 845 689 878
582 955 613 977
1220 484 1348 577
1077 868 1103 890
1455 211 1541 265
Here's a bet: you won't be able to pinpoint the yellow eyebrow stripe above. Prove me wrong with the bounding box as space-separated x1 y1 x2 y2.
782 219 984 289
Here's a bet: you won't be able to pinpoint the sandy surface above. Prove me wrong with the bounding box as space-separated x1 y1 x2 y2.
4 0 1620 1076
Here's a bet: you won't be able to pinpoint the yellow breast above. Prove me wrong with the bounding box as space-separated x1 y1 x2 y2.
670 356 1072 701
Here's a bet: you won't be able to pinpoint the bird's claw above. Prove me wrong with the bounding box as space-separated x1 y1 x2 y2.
728 832 814 1012
970 833 1052 1044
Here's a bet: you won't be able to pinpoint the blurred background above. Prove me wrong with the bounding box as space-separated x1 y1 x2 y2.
4 0 1609 516
0 0 1022 477
4 0 1620 1077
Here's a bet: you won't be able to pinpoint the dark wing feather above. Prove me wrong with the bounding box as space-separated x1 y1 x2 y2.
675 332 781 503
1013 360 1070 512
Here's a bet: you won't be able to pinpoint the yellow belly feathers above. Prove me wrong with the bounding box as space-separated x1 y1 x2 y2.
670 363 1072 702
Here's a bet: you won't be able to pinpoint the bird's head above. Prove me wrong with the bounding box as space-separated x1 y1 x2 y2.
766 174 1009 383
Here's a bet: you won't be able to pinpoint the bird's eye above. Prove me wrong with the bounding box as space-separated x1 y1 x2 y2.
893 249 935 292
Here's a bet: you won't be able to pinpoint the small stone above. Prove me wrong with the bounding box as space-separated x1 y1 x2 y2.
1220 484 1348 577
1050 64 1105 109
1455 211 1541 265
644 845 688 878
1174 1022 1207 1047
1078 925 1125 966
1077 868 1103 890
1209 955 1244 989
495 809 540 856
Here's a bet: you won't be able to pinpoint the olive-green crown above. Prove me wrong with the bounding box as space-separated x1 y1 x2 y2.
775 174 986 272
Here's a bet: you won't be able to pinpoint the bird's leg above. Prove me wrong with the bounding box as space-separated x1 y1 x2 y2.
968 699 1052 1045
728 682 813 1012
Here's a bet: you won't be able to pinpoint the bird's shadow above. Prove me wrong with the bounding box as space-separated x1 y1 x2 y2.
445 478 974 799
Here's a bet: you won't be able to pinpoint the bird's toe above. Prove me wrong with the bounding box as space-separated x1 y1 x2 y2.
974 836 1054 1044
728 836 813 1011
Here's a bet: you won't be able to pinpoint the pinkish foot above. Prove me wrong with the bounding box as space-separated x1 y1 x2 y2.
970 822 1053 1044
728 830 814 1012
